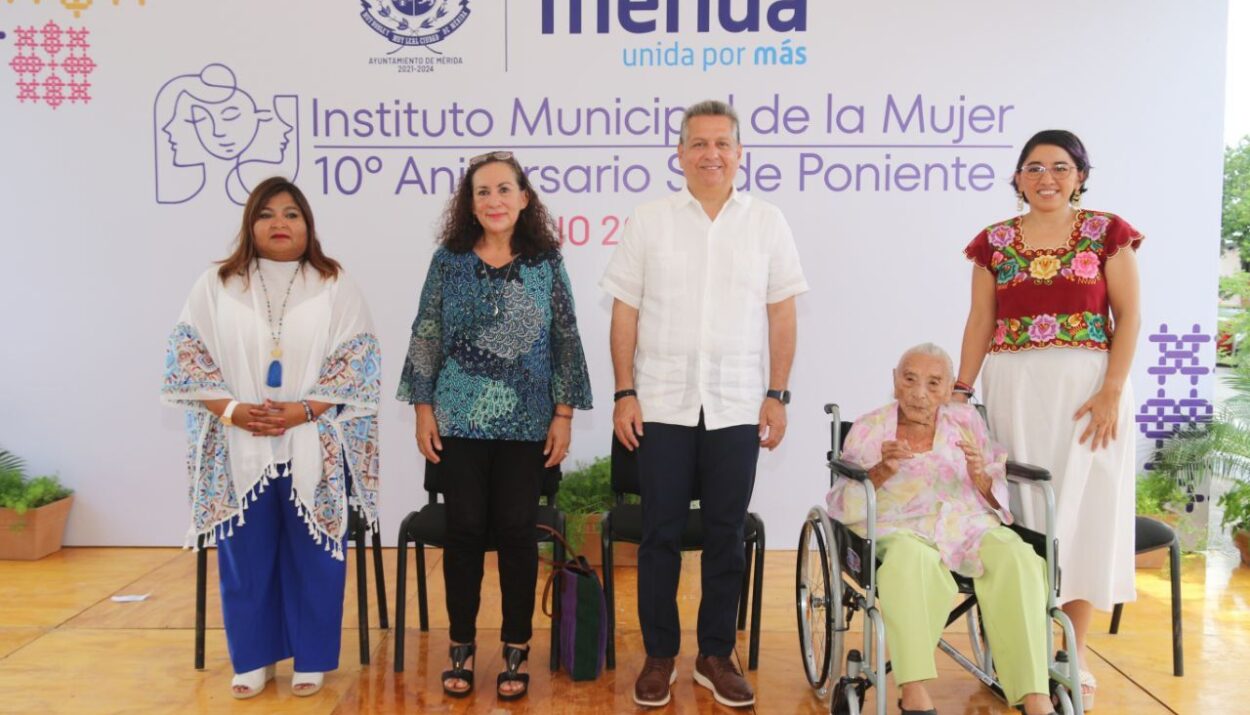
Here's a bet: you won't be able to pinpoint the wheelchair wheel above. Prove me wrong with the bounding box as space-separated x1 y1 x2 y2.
1053 681 1076 715
796 507 842 694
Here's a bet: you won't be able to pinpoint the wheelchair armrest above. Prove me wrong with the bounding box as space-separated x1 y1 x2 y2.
830 457 870 482
1006 460 1051 482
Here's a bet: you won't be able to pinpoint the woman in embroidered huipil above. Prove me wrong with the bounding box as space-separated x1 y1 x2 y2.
957 130 1142 710
827 344 1055 715
161 177 381 699
397 151 592 701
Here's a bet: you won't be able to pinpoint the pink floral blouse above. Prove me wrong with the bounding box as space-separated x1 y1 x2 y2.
826 402 1011 577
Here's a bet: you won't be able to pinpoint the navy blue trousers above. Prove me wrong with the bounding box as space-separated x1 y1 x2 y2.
217 469 346 674
635 417 759 658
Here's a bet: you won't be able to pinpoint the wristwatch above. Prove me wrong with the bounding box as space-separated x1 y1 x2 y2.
766 389 791 405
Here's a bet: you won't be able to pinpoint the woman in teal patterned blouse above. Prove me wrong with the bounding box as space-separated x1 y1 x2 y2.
397 151 592 701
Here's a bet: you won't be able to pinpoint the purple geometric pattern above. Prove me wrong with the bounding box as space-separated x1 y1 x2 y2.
9 21 95 109
1136 323 1214 510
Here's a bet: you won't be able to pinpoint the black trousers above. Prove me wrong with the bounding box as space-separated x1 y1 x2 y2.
635 416 759 658
438 437 546 644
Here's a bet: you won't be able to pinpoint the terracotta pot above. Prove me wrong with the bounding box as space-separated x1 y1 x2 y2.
1235 531 1250 567
0 496 73 560
565 514 638 568
1134 512 1180 569
1135 549 1169 569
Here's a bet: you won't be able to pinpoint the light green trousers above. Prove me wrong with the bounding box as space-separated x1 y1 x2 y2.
875 527 1049 705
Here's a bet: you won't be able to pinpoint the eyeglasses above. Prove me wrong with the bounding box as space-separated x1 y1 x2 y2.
468 150 515 167
1018 163 1076 180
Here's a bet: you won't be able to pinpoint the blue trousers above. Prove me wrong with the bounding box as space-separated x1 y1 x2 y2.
217 470 346 674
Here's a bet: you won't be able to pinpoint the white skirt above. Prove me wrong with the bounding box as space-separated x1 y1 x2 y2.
982 348 1136 610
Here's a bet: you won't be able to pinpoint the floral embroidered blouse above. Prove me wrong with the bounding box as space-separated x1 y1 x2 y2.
964 210 1143 352
826 402 1011 578
397 247 593 441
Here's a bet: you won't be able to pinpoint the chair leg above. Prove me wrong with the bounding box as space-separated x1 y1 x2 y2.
416 542 430 632
195 535 207 671
748 521 764 671
394 527 408 673
355 515 371 665
737 540 752 631
371 528 389 629
603 515 617 670
1169 538 1184 676
1109 603 1123 634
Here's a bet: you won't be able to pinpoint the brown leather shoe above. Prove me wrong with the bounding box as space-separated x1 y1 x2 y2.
633 656 677 707
693 654 755 707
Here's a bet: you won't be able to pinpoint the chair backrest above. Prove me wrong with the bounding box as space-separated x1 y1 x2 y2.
423 458 562 504
610 436 640 496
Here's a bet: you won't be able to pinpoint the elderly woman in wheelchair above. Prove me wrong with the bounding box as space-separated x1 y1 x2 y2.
814 344 1068 715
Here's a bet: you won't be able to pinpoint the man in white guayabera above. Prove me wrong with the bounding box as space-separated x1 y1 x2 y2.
601 99 808 709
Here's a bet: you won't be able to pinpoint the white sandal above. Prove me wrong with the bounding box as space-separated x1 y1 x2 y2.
1079 669 1097 711
230 665 275 700
292 671 324 697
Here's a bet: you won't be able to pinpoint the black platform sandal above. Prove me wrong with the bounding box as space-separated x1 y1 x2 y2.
442 642 475 698
497 643 530 701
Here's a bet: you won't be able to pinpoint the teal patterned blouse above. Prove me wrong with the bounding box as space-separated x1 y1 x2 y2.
397 247 593 440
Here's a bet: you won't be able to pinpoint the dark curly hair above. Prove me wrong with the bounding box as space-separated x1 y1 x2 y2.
437 154 561 257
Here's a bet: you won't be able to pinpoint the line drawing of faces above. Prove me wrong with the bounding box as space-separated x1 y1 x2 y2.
153 63 299 205
228 95 300 206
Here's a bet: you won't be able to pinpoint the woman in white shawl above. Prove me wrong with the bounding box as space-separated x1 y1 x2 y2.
161 177 380 699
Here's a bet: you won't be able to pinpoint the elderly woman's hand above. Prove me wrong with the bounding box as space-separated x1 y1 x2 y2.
544 409 573 468
957 440 993 498
869 440 913 487
1074 386 1121 450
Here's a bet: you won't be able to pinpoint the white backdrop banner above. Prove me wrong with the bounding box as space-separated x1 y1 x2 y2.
0 0 1227 547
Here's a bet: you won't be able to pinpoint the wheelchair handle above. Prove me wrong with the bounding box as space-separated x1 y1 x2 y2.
1006 461 1051 482
830 457 869 483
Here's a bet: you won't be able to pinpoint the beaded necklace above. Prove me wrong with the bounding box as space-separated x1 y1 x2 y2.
256 261 301 387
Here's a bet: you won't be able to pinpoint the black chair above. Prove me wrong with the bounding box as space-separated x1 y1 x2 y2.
1108 515 1183 676
600 436 765 671
393 462 567 673
193 501 390 669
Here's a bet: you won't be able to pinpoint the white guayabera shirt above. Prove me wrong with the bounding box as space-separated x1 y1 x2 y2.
601 187 808 430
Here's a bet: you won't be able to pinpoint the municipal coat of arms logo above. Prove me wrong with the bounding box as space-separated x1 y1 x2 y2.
359 0 471 48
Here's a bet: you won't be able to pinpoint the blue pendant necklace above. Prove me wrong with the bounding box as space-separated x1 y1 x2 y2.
256 261 300 388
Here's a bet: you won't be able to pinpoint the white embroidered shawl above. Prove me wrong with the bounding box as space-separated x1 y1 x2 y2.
161 260 380 559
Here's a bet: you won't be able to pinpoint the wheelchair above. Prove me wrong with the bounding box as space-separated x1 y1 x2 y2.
795 404 1085 715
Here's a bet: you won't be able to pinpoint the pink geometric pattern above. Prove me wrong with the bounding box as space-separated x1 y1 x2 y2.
8 20 95 108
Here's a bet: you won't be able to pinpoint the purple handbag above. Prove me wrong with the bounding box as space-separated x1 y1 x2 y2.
539 525 607 681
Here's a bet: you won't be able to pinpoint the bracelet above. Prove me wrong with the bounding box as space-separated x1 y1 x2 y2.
221 400 240 427
613 389 637 402
301 400 315 423
953 380 975 396
553 413 573 420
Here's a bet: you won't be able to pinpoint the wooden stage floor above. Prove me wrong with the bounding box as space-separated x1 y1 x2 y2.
0 545 1243 714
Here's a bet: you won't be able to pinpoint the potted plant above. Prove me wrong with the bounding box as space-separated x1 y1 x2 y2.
0 448 74 560
1134 471 1186 568
555 456 638 567
1218 481 1250 566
